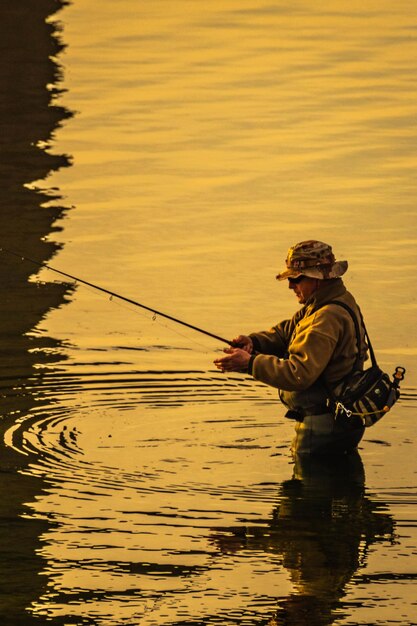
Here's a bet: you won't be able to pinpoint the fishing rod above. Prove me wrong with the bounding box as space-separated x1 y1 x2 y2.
0 246 235 347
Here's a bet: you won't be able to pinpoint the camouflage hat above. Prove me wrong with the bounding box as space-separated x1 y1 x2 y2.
276 240 348 281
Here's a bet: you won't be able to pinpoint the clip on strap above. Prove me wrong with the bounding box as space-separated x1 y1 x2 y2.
336 402 352 418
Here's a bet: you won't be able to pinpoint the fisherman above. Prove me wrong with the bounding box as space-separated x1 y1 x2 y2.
214 240 368 455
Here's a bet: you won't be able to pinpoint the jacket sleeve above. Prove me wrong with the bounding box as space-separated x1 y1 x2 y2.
250 308 344 391
249 318 294 357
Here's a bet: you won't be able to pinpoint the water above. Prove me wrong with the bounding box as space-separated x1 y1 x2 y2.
0 0 416 624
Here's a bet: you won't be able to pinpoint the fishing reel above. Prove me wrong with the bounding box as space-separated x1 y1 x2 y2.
383 366 406 413
392 366 406 388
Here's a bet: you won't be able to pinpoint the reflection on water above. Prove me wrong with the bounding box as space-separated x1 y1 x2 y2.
1 1 417 625
7 407 401 626
0 0 73 623
212 454 395 626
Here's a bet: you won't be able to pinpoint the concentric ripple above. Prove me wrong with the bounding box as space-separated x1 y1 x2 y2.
1 360 415 626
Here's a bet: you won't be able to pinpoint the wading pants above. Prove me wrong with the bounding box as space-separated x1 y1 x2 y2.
291 412 365 456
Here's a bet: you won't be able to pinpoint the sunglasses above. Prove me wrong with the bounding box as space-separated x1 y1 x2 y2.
288 275 305 284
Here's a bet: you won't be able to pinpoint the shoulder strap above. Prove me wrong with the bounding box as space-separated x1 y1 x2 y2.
328 300 376 368
314 300 376 401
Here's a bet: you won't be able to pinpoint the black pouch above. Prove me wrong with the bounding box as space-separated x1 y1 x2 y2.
332 366 398 427
321 301 405 428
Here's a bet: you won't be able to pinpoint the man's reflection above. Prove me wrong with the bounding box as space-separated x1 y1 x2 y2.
212 453 395 626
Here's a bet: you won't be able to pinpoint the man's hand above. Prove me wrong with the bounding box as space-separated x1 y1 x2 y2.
214 347 251 373
231 335 253 353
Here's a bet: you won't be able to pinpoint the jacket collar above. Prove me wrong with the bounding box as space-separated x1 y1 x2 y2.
305 278 346 312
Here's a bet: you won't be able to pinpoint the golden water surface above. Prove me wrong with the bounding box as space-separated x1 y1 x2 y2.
0 1 416 624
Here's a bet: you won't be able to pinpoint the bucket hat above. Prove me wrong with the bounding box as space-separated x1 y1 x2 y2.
276 240 348 281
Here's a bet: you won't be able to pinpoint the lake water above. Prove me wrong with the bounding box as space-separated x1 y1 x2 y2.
0 1 416 624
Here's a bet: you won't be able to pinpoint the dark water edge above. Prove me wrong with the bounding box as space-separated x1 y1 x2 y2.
0 1 74 623
0 0 73 362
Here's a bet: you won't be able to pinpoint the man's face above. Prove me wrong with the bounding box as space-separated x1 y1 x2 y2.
288 276 320 304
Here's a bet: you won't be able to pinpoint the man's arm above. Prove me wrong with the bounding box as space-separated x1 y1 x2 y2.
249 318 293 357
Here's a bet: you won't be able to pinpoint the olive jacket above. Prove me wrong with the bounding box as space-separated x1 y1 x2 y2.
248 279 368 411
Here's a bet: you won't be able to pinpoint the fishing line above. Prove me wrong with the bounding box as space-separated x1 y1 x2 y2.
98 289 215 352
0 246 235 347
77 284 246 391
1 246 250 393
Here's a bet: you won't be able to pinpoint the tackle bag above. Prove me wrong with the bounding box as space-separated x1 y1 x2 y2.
322 301 405 427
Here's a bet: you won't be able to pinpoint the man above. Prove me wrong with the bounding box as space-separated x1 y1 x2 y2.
214 240 368 455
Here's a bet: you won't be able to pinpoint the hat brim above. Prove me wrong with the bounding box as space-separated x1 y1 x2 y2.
276 260 348 281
